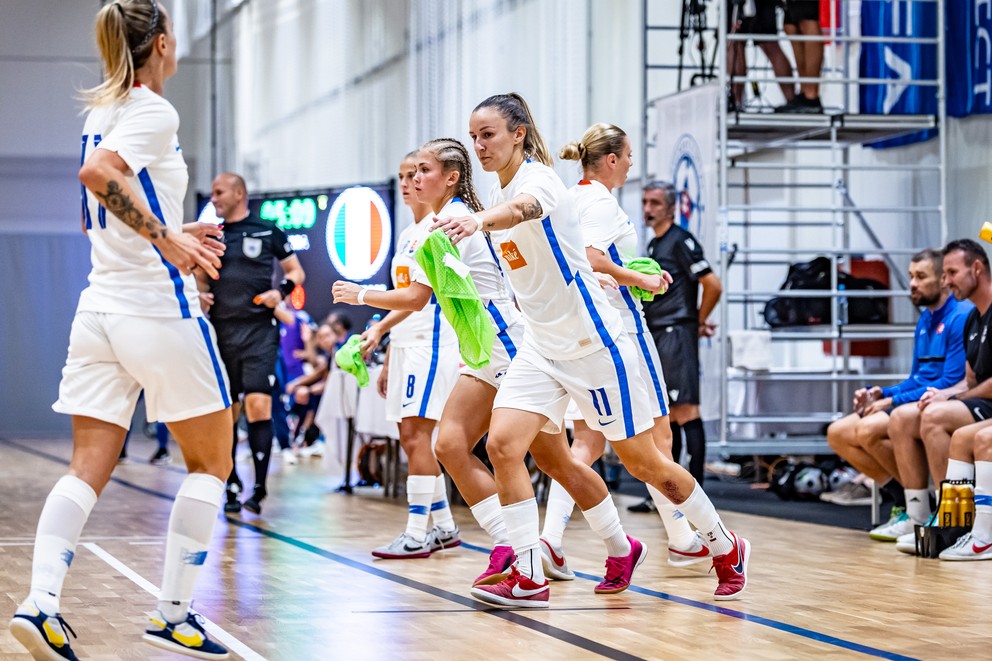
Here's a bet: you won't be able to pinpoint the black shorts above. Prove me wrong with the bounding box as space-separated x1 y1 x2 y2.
960 398 992 422
728 0 779 35
213 318 279 397
783 0 819 25
652 322 701 407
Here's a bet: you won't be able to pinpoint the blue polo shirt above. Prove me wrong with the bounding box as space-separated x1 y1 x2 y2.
881 295 973 406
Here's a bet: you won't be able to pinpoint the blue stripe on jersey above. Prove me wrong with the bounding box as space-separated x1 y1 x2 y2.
92 135 106 228
138 168 191 319
486 301 517 359
483 233 507 278
196 318 232 408
542 218 574 285
80 135 92 231
606 245 666 413
573 272 636 438
418 305 442 418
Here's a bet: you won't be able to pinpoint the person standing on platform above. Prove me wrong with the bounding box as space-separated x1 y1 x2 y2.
10 2 232 658
206 172 305 515
641 181 723 491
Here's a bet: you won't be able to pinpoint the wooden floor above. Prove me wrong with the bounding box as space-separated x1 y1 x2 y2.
1 437 990 660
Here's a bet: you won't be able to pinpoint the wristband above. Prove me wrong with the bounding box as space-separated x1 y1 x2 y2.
357 288 369 305
278 278 296 298
470 213 484 232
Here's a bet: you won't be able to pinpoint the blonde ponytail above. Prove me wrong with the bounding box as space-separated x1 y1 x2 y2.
81 0 164 108
474 93 553 167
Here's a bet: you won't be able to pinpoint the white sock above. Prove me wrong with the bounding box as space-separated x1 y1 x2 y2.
973 461 992 540
677 482 734 556
405 475 435 543
469 494 510 546
430 474 457 533
158 473 224 623
905 488 931 524
581 496 631 557
540 480 574 548
503 498 544 582
28 475 97 614
647 484 697 549
946 458 976 482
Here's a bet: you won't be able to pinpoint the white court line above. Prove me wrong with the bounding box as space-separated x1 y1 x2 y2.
128 541 164 546
81 542 267 661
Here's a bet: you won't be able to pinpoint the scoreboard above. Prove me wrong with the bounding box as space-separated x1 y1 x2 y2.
197 181 395 327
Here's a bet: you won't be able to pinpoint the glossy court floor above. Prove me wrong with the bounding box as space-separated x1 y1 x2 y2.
1 436 990 660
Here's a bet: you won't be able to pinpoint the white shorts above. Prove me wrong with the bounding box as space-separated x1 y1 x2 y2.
493 333 655 442
53 311 231 428
386 343 459 422
564 329 668 422
460 318 525 389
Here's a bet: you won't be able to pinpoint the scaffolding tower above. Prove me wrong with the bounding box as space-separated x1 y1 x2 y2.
643 0 947 456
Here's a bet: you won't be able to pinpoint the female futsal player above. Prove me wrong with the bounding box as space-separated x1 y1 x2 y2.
435 93 751 607
10 2 231 658
539 123 714 578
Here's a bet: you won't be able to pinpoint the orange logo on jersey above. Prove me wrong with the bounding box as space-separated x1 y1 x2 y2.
395 266 411 288
500 241 528 270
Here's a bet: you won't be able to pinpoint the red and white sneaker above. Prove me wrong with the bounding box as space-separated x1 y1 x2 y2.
712 532 750 601
473 545 516 586
668 531 712 567
470 566 550 608
539 538 575 581
594 535 647 594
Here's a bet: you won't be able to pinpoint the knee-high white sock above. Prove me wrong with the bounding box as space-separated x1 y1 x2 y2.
647 484 697 549
973 461 992 540
581 496 631 557
405 475 435 543
430 474 456 533
28 475 97 614
503 498 544 582
158 473 224 624
469 494 510 546
946 458 976 482
540 480 574 548
677 482 734 556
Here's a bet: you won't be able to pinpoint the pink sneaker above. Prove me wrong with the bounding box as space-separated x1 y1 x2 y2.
473 545 516 586
470 566 550 609
712 532 750 601
594 535 647 594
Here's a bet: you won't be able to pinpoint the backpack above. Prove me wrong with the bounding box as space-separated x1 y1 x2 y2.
762 256 888 327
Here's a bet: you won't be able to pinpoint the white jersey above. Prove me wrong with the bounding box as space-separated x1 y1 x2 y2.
574 179 646 334
488 160 623 360
390 216 456 348
77 85 199 318
418 197 522 338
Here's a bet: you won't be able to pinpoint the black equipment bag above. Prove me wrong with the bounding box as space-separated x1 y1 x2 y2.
762 256 888 327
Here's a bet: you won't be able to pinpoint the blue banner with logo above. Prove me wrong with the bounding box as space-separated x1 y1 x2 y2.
861 1 992 148
859 0 938 148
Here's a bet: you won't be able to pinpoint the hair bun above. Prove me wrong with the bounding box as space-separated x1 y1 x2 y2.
558 141 585 161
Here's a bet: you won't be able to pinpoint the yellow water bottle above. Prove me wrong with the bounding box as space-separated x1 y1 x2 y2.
938 482 957 527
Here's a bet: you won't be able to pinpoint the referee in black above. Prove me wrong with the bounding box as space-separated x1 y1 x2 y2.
641 181 723 489
205 172 305 514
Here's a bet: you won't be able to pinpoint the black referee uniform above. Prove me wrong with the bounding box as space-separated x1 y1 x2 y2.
210 215 295 508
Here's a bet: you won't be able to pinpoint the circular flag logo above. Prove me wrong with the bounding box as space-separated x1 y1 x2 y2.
670 133 704 239
325 187 392 282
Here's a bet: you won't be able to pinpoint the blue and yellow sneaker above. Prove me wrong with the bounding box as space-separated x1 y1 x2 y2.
9 601 79 661
142 609 229 659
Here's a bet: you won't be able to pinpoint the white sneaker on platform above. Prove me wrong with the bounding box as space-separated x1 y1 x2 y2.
939 532 992 561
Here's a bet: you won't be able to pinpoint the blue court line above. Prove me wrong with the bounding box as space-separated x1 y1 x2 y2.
1 439 643 661
460 541 919 661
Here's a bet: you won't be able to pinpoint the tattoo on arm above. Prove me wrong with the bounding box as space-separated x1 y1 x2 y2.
522 200 544 221
94 180 166 240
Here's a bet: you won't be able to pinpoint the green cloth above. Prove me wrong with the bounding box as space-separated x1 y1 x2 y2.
334 334 370 387
414 229 495 369
625 257 666 301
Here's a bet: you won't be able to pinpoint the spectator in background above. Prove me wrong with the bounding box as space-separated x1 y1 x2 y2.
778 0 824 113
824 249 971 517
205 171 306 515
273 302 314 465
726 0 796 110
639 181 722 495
880 240 992 550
